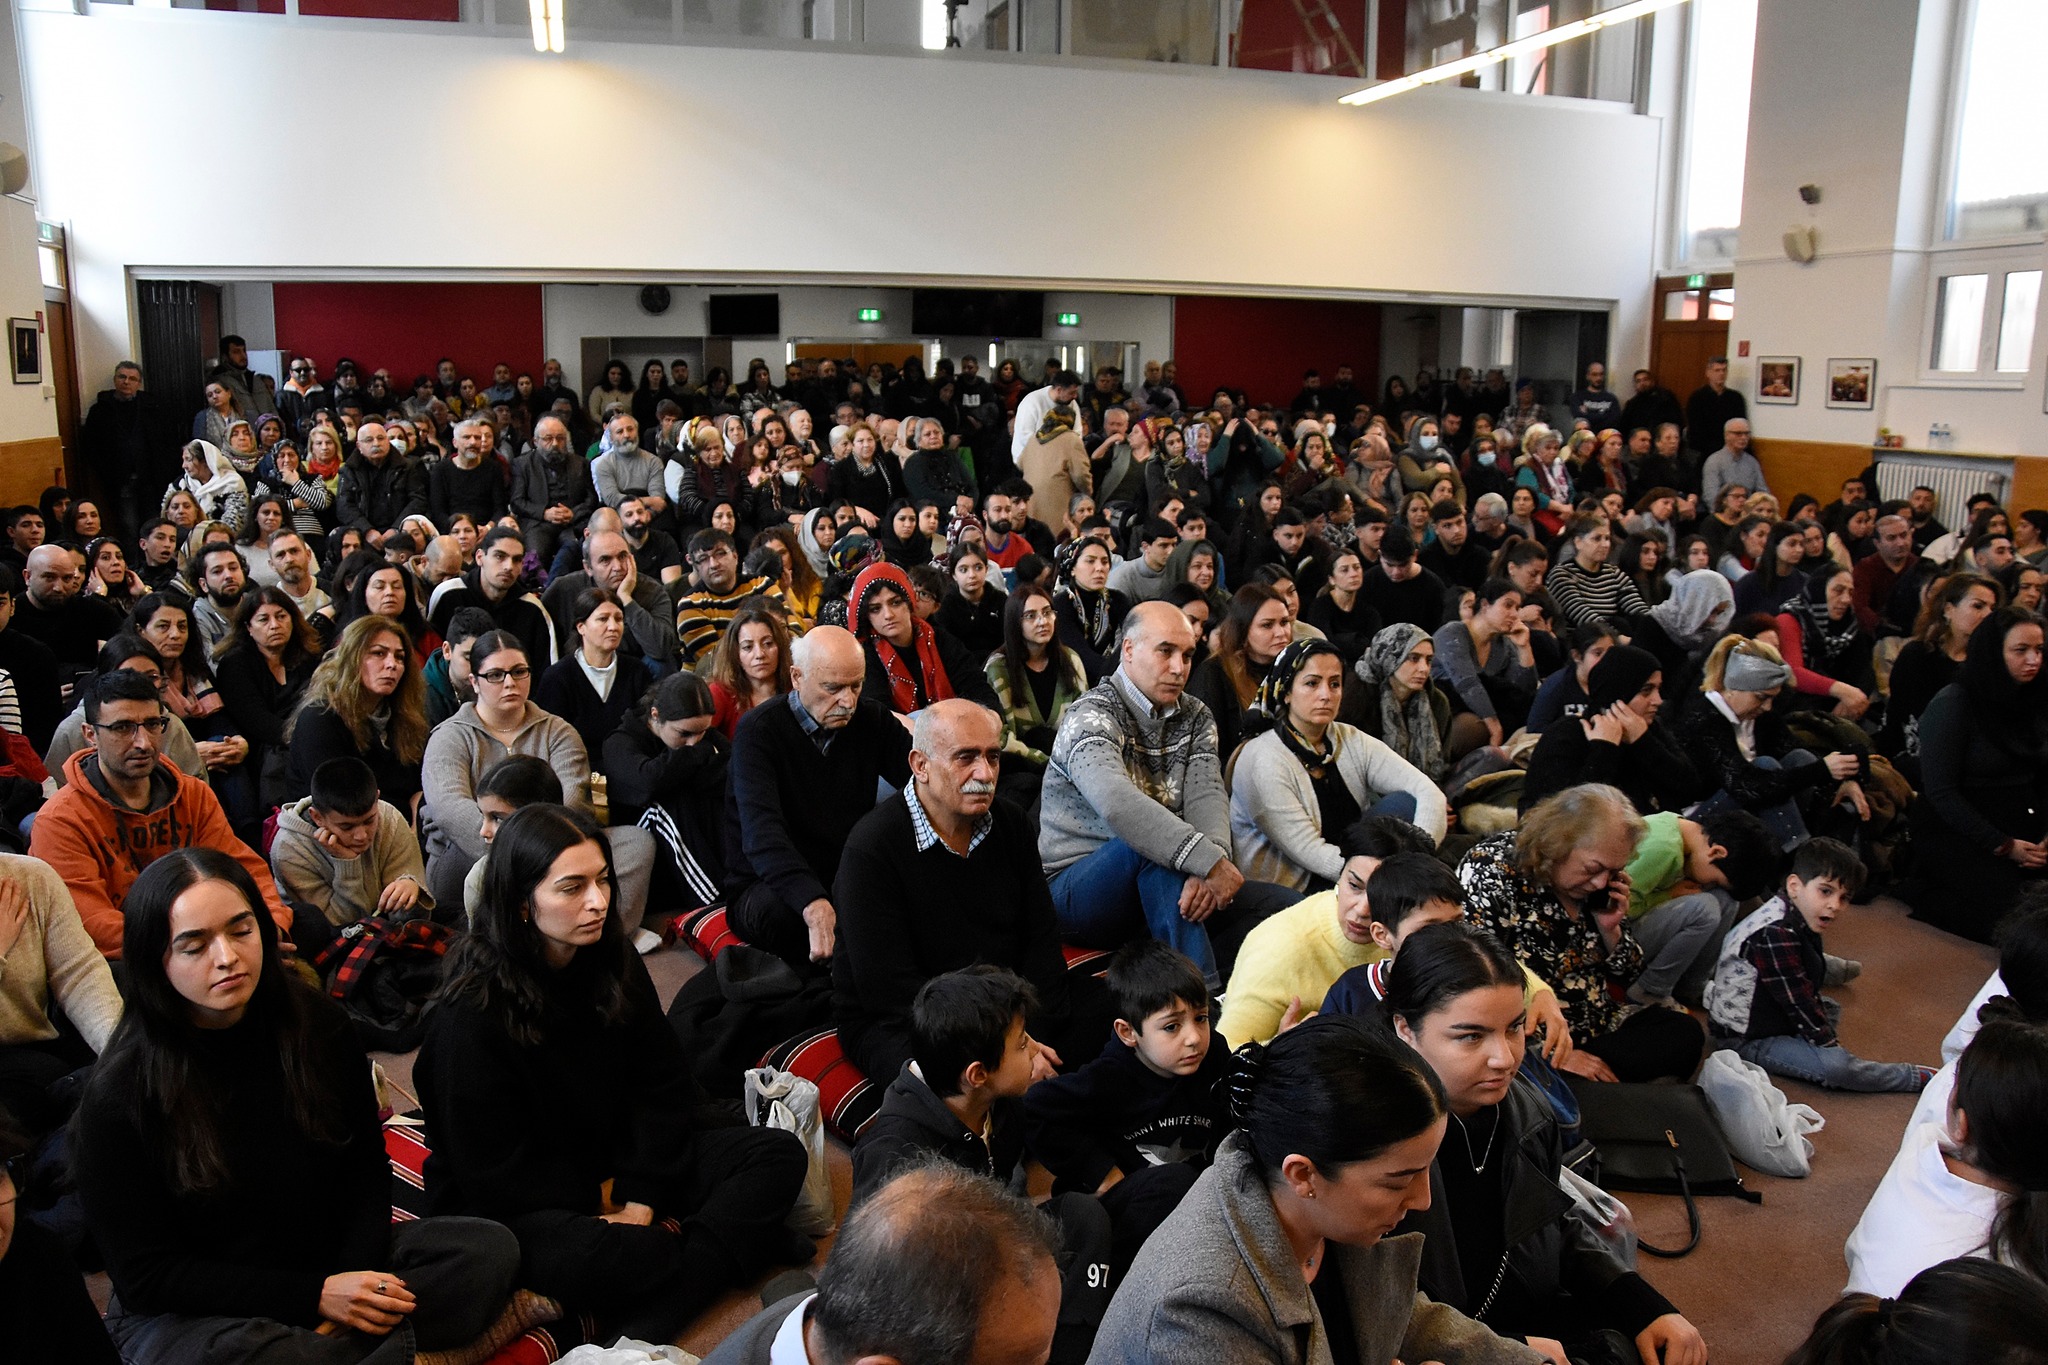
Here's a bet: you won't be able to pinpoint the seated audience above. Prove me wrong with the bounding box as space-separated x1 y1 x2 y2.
1633 567 1733 683
1615 809 1779 1008
0 855 121 1140
43 634 207 785
1091 1013 1541 1365
1787 1259 2048 1365
847 561 1000 715
849 966 1111 1365
1229 640 1446 891
424 605 492 728
1052 535 1130 673
1843 1014 2048 1296
1107 517 1180 604
702 1162 1061 1365
1431 576 1538 745
1357 525 1448 632
536 587 652 771
832 699 1104 1083
1340 622 1460 781
1546 515 1650 632
269 756 433 957
540 527 681 674
1519 644 1704 816
74 849 521 1363
1731 520 1811 617
676 529 784 665
705 602 793 737
1023 941 1232 1270
418 804 808 1345
934 542 1007 655
285 613 428 813
1187 584 1294 760
1040 602 1286 995
32 669 288 958
428 525 556 666
985 582 1090 770
1705 836 1932 1092
724 625 911 968
211 586 322 809
1910 605 2048 943
1878 572 2000 765
1458 785 1707 1083
1772 564 1875 718
1386 923 1706 1365
1522 623 1616 736
604 671 728 913
16 544 125 676
1303 543 1382 665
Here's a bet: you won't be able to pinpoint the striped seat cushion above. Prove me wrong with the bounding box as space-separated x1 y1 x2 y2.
677 902 743 962
758 1027 882 1144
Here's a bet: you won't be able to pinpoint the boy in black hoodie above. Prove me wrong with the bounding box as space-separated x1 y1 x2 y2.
849 966 1112 1365
1024 942 1231 1270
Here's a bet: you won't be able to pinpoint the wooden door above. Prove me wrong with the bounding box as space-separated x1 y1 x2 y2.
1649 273 1733 399
46 301 81 483
795 341 926 372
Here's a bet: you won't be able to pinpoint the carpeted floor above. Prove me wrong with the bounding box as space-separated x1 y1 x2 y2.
364 891 1993 1365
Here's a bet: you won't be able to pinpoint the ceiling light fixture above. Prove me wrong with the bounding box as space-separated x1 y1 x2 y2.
530 0 565 54
1339 0 1692 107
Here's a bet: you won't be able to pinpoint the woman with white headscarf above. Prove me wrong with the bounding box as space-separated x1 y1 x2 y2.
163 439 250 536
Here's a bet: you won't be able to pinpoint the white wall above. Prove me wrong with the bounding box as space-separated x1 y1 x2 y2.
16 7 1660 395
1731 0 2048 456
0 1 55 448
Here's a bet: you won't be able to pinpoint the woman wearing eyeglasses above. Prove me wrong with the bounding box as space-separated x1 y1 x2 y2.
420 631 592 910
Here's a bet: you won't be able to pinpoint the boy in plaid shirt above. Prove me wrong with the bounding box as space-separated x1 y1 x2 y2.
1703 836 1933 1091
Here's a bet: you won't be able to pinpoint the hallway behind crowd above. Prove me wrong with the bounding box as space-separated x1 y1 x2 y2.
5 340 2044 1365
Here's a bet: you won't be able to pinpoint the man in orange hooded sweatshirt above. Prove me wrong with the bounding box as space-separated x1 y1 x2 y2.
29 669 290 959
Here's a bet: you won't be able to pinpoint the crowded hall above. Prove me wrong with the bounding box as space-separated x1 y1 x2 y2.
4 0 2048 1362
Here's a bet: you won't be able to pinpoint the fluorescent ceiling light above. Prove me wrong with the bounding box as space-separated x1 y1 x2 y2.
1339 0 1692 106
530 0 565 54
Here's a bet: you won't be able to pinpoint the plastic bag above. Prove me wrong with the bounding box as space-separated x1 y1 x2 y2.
559 1340 698 1364
745 1067 836 1235
1698 1048 1825 1178
1559 1164 1638 1269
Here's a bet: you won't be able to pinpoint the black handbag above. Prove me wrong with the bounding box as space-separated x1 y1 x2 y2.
1567 1078 1760 1258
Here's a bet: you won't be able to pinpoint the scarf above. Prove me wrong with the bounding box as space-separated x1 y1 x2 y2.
221 421 260 476
1781 573 1864 672
1959 608 2048 758
850 561 953 714
799 508 835 577
1055 540 1113 653
1035 402 1077 444
1356 623 1445 781
1650 569 1735 650
181 441 247 513
1256 639 1344 777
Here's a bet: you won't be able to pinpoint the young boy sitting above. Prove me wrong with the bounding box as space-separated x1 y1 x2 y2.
1620 809 1782 1008
1319 852 1473 1016
270 756 432 955
851 965 1112 1364
459 755 564 923
1704 836 1935 1092
1024 942 1232 1270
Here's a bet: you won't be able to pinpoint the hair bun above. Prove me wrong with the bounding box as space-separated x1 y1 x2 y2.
1978 993 2028 1027
1223 1041 1266 1123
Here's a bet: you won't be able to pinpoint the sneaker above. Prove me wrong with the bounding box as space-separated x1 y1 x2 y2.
1823 954 1863 986
1910 1064 1937 1091
632 927 664 956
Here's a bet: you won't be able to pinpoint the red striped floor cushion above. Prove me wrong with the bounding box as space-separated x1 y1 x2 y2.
758 1027 882 1144
677 903 743 962
1060 944 1111 977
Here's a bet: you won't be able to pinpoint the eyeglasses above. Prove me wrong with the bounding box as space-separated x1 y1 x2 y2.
476 666 533 685
291 366 313 375
92 717 171 737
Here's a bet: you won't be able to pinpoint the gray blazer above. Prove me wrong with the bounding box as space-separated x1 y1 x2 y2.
1089 1134 1543 1365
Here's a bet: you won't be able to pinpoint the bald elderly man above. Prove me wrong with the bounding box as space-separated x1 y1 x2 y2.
723 626 913 971
1039 601 1298 994
14 544 124 675
831 698 1114 1083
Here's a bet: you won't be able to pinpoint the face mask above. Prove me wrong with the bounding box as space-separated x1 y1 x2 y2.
780 470 801 486
389 438 408 455
1419 435 1439 451
1324 421 1336 436
1478 451 1497 467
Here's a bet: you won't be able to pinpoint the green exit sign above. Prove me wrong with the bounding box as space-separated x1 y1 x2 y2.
856 307 883 323
1056 312 1081 327
1686 274 1705 288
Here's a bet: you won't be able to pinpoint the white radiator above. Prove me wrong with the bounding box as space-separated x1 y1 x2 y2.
1872 452 2012 526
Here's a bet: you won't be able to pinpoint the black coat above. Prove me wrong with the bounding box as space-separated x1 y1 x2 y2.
1668 689 1831 810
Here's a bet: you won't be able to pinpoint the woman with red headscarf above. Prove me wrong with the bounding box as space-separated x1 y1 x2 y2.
848 561 1001 715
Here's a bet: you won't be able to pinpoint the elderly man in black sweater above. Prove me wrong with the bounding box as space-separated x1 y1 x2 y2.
724 625 911 971
832 699 1113 1083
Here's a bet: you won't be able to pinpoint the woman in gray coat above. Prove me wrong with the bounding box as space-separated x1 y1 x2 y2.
1090 1015 1544 1365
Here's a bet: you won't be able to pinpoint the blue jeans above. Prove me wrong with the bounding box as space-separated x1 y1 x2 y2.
1693 751 1816 852
1733 1035 1926 1092
1369 790 1419 823
1050 838 1297 992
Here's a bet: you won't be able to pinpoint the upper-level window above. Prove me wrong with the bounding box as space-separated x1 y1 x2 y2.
1678 0 1757 265
1948 0 2048 241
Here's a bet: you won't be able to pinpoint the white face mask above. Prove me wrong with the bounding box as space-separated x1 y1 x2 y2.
1419 435 1439 452
1324 421 1336 436
389 438 408 455
780 470 801 486
1478 451 1497 467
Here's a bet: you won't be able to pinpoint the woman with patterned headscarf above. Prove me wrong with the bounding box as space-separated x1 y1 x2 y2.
1051 535 1130 674
847 560 999 715
1229 638 1447 891
1340 623 1454 783
1019 399 1093 534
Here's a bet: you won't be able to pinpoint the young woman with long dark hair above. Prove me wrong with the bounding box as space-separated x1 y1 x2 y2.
984 582 1090 771
418 805 807 1345
73 848 520 1364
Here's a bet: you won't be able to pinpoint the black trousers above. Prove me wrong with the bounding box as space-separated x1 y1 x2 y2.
506 1124 808 1345
1043 1191 1114 1365
0 1027 94 1137
105 1216 521 1365
1580 1006 1707 1083
1098 1162 1201 1274
728 881 816 974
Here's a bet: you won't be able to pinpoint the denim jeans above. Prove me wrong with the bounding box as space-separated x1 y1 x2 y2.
1734 1035 1927 1092
1050 838 1292 992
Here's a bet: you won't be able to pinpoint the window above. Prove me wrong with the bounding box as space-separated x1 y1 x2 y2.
1948 0 2048 241
1678 0 1758 263
1927 263 2040 379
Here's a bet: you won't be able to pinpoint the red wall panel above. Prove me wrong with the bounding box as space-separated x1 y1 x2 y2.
1170 296 1381 412
271 282 545 387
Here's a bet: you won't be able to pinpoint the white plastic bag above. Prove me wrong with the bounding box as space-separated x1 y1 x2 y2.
558 1340 697 1364
1699 1049 1825 1178
1559 1164 1638 1268
745 1067 836 1235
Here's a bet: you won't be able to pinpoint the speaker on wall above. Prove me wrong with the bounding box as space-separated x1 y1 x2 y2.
1783 225 1818 264
0 144 28 197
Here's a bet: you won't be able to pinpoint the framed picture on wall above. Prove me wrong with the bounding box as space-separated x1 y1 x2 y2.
8 318 37 384
1757 356 1800 404
1825 357 1876 410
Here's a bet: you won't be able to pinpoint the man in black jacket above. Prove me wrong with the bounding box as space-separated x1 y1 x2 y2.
832 700 1110 1083
1620 367 1684 439
427 526 557 665
80 361 177 538
1683 357 1747 461
335 422 426 547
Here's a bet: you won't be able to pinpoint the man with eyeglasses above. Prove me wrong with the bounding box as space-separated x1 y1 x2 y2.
31 668 290 959
429 525 557 667
674 529 783 664
277 356 327 438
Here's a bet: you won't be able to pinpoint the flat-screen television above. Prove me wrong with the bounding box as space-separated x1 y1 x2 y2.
911 288 1044 338
707 293 780 336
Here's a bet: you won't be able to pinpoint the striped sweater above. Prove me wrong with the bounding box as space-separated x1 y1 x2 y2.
1546 559 1650 630
1037 671 1231 877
